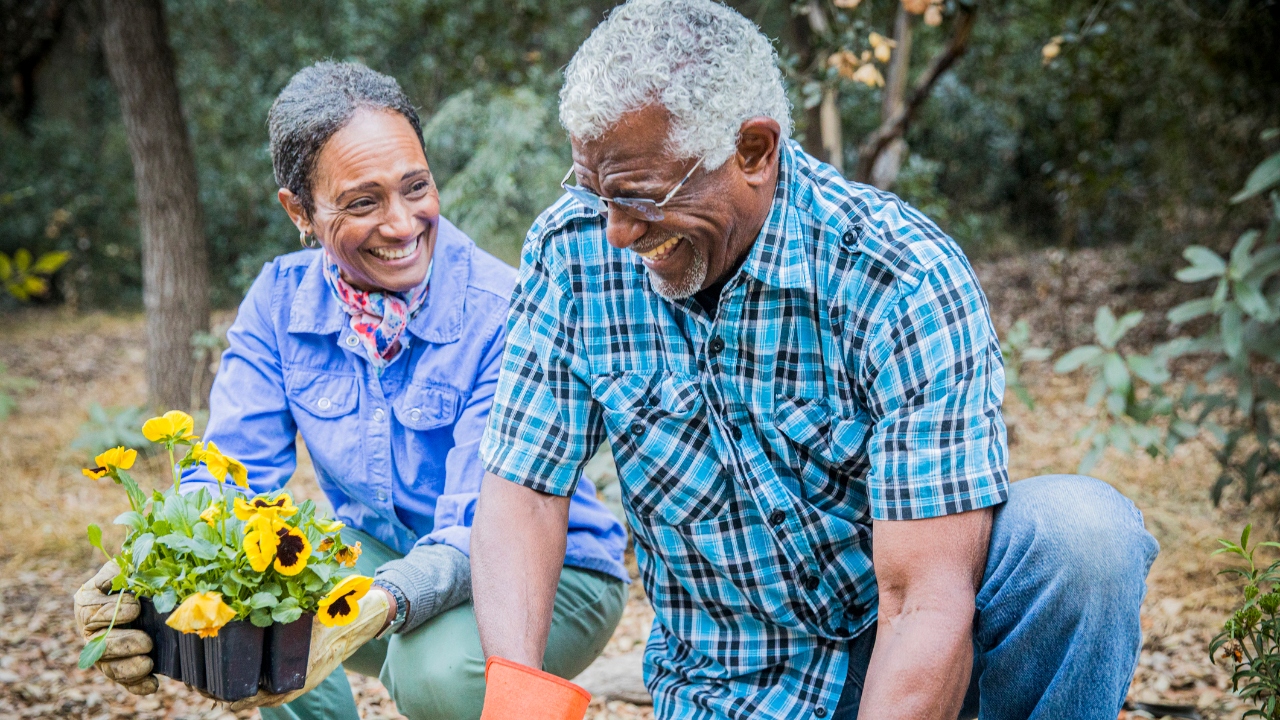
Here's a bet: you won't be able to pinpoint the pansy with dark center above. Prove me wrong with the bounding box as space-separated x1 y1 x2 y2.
273 525 312 576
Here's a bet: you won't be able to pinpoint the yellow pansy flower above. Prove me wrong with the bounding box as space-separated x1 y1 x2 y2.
82 446 138 480
315 518 345 533
142 410 198 445
200 441 248 488
200 502 223 527
334 541 362 568
165 592 235 638
317 536 335 553
244 519 280 573
272 524 312 576
317 575 373 627
233 494 298 523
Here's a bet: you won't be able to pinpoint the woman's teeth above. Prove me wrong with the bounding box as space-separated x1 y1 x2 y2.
638 236 682 261
369 237 419 261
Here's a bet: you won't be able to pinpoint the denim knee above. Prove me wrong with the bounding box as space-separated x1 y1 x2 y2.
984 475 1159 610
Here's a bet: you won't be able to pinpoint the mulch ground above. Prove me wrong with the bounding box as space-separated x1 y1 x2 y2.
0 245 1270 719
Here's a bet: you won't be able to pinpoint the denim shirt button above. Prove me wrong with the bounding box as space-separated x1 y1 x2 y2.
317 397 332 410
345 335 359 347
409 408 423 422
376 490 387 502
373 408 385 422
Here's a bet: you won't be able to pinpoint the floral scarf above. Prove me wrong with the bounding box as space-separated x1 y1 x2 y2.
322 253 431 372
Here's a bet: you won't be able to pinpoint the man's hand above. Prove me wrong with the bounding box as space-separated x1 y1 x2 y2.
73 561 157 695
857 508 992 719
471 471 571 669
222 587 390 710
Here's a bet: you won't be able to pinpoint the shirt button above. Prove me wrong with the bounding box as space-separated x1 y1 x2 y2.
345 335 359 347
804 575 820 591
730 426 743 441
630 422 645 437
815 707 828 718
708 336 725 355
376 490 387 501
409 408 423 422
768 509 786 526
373 408 385 422
317 397 332 410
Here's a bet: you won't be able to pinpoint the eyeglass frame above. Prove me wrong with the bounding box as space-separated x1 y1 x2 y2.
560 157 704 223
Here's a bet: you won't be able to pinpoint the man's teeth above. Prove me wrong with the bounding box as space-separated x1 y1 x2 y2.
638 236 682 260
369 238 418 261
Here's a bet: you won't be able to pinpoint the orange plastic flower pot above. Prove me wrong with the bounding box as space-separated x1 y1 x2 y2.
480 656 592 720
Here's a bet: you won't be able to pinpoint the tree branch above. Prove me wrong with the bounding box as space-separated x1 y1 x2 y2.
853 2 978 184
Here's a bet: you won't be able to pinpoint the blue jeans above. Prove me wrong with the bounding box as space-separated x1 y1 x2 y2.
833 475 1159 720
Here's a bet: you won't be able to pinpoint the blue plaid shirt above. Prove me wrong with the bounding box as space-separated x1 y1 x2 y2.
480 141 1008 719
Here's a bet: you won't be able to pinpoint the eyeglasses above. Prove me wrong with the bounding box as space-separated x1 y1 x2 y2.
560 157 703 223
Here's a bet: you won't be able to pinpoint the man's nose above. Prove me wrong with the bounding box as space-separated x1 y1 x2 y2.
604 205 649 249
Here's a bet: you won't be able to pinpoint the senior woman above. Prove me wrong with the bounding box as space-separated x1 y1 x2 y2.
72 61 628 720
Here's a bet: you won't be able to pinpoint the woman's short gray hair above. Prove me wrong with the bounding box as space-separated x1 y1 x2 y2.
559 0 792 170
268 61 424 217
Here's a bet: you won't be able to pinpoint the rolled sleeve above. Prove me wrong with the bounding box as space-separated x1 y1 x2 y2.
861 254 1009 521
480 246 604 497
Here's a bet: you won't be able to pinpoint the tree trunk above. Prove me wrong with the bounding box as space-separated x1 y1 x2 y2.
853 2 977 184
819 87 843 173
870 5 914 189
791 0 831 161
100 0 209 411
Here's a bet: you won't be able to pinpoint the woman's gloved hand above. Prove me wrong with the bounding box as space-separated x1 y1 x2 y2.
222 587 391 711
72 561 158 695
479 657 592 720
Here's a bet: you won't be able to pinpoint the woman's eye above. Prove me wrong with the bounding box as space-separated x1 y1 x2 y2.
408 180 430 194
347 198 375 211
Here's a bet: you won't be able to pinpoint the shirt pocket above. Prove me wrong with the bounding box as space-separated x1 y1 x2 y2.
768 394 870 479
592 371 732 525
393 382 460 431
286 370 360 419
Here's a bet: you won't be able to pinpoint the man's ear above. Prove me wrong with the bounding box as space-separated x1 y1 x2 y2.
736 117 781 186
277 188 312 235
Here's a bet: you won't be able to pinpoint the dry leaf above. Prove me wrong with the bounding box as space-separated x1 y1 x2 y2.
924 3 943 26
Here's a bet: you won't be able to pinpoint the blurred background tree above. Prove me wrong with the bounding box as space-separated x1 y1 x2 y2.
1 0 1278 319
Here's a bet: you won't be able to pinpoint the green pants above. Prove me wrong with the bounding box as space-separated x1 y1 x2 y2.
261 529 627 720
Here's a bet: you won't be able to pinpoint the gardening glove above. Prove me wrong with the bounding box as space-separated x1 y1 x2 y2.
479 657 592 720
223 587 391 711
73 560 158 696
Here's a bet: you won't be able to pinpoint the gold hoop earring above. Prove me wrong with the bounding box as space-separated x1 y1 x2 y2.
300 230 320 249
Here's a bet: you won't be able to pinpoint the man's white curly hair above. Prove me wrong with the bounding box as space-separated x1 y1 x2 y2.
559 0 793 171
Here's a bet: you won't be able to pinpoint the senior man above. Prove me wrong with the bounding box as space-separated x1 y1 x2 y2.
472 1 1159 718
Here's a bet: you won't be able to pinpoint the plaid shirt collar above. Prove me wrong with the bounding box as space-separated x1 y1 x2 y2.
738 140 814 292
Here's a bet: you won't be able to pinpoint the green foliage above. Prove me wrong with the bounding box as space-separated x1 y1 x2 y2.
72 404 150 455
0 247 69 301
1210 524 1280 718
1053 140 1280 500
0 362 36 421
1052 306 1174 473
999 319 1051 410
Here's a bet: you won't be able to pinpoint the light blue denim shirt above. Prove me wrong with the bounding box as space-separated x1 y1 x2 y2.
183 217 629 583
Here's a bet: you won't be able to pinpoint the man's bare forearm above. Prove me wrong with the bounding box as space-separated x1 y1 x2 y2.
471 470 571 668
857 601 975 718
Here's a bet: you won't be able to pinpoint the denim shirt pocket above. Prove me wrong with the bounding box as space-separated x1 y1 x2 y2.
393 382 460 431
592 371 731 525
286 370 360 419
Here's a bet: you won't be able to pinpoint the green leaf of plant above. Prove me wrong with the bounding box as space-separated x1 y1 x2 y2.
1167 298 1215 325
250 592 278 609
87 524 103 552
272 596 302 624
1234 280 1273 321
154 588 177 613
113 511 145 532
250 607 274 627
1232 152 1280 203
78 635 107 670
13 249 30 273
117 472 147 514
1102 353 1131 391
1179 246 1228 281
1054 345 1103 373
0 253 10 281
31 251 70 275
1126 354 1170 385
129 533 155 569
1230 230 1261 278
1222 306 1245 359
1093 307 1117 347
